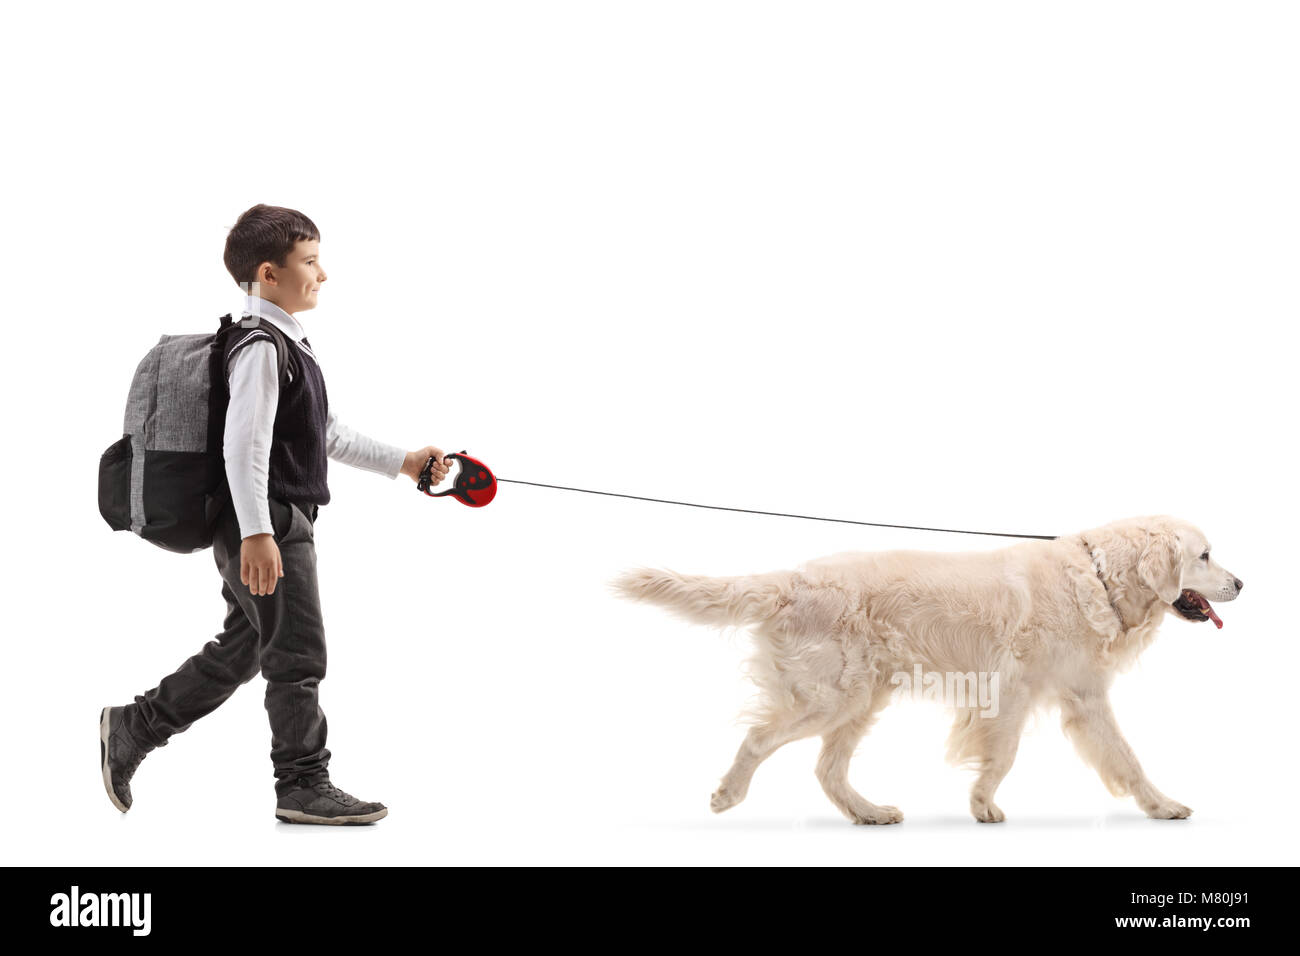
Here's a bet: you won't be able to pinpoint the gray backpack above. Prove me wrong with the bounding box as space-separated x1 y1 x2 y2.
98 314 298 553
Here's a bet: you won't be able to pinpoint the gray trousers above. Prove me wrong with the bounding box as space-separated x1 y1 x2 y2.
123 495 331 797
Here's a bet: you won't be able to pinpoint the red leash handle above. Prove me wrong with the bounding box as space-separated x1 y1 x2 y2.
417 451 497 507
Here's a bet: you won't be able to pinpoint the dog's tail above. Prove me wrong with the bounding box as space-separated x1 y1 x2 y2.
611 567 791 628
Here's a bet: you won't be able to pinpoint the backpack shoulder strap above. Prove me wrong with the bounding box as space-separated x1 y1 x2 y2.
216 314 298 387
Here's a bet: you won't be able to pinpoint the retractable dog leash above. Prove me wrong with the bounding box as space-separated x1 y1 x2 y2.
416 453 1056 540
417 452 497 507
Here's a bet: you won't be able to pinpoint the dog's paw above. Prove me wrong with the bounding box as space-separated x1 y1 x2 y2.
710 786 743 814
1145 800 1193 820
971 800 1006 824
850 804 903 826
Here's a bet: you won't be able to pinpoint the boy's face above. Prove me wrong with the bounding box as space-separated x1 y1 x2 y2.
254 238 327 315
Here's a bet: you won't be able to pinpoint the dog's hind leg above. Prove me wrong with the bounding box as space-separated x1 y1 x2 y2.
711 716 820 814
966 692 1029 823
816 701 902 825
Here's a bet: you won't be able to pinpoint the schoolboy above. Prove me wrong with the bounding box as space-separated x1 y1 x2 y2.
100 204 450 824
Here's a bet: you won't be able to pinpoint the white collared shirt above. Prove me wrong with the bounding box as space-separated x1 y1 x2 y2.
225 295 406 538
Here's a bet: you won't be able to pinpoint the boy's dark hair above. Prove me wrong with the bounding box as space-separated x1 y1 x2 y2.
223 204 320 287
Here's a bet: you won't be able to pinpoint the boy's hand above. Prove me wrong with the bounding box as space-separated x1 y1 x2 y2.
400 446 451 484
241 533 284 596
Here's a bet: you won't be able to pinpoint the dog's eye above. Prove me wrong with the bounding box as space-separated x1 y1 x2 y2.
1200 551 1210 561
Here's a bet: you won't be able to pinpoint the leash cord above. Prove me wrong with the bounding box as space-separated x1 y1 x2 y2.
493 477 1058 541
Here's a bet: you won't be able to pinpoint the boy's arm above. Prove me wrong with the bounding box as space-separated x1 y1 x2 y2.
326 410 451 485
325 408 407 479
224 338 279 538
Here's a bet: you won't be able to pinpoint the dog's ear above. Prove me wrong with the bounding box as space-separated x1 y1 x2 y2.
1137 532 1182 604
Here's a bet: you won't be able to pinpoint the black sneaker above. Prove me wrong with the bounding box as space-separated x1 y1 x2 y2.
100 706 149 812
275 775 388 825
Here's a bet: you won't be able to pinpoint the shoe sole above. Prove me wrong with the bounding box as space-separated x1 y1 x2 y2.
100 707 129 813
275 807 389 825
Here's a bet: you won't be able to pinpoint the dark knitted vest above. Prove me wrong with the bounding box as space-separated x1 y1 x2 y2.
220 319 331 508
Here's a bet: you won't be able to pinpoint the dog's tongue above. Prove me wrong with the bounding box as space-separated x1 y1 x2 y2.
1193 592 1224 629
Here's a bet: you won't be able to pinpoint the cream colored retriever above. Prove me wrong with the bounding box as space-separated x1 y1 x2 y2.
614 516 1242 824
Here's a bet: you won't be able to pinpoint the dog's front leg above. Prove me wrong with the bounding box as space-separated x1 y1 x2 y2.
1059 690 1192 819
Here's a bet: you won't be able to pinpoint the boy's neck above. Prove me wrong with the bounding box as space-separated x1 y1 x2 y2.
243 294 306 341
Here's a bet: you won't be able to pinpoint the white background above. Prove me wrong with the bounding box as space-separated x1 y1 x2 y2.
2 1 1296 866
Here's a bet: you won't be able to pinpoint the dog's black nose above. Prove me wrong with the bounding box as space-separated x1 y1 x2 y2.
1234 578 1243 592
